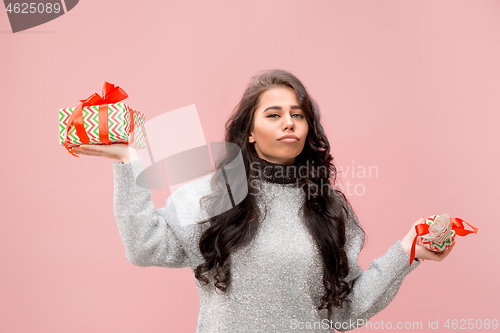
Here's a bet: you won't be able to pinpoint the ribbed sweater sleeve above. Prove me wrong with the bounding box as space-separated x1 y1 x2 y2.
112 158 192 268
329 208 421 331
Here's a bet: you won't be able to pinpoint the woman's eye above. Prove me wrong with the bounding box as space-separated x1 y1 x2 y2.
266 114 304 118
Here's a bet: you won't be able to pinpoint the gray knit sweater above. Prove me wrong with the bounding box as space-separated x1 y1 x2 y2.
112 158 420 333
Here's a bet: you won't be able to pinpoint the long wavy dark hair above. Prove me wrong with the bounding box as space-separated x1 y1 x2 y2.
193 69 365 317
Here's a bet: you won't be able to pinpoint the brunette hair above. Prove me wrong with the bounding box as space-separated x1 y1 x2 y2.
193 69 365 317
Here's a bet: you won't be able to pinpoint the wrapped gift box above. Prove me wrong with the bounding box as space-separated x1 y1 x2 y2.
420 214 456 252
59 81 147 156
59 102 146 149
409 213 478 266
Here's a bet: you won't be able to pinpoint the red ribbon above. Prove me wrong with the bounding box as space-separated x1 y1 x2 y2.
63 81 130 157
409 217 478 266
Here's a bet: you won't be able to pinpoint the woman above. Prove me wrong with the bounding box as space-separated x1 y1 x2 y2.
72 69 452 332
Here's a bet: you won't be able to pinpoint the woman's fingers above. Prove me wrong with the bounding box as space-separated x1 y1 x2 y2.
401 217 427 256
70 145 101 156
417 237 424 247
402 217 454 262
411 217 425 235
68 143 129 161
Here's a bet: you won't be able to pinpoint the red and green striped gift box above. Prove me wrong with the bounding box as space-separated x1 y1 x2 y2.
59 102 146 149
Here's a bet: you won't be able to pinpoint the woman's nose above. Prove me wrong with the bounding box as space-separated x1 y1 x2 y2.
282 115 294 130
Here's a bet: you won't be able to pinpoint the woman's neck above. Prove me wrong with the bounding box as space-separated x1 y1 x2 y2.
251 155 301 185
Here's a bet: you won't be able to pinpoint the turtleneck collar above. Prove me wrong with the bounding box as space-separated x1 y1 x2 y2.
251 155 301 185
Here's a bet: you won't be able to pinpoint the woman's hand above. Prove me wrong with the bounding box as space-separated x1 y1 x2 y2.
400 218 454 262
69 143 138 163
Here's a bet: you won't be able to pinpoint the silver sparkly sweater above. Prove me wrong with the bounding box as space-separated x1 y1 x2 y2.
112 158 420 333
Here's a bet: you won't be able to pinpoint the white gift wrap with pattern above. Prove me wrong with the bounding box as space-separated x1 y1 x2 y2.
420 214 456 252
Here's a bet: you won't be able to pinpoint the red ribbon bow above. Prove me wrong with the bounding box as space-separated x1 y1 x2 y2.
63 81 130 157
409 217 478 267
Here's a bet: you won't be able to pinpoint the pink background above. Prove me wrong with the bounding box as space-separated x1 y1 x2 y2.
1 0 498 332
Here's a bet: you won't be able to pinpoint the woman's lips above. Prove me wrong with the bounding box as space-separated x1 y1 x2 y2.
277 138 299 143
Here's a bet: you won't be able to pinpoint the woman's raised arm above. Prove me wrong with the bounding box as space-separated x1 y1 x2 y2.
73 144 193 268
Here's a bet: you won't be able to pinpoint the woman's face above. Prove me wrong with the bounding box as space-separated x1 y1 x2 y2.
249 86 309 165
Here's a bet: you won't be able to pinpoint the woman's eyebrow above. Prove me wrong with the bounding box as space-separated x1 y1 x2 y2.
263 105 301 112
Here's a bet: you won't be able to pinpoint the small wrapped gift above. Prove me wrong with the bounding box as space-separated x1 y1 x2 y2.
409 213 478 266
59 81 147 157
421 214 456 252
